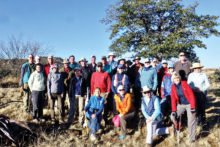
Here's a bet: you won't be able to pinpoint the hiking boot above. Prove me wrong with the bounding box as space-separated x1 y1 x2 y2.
51 119 56 124
59 118 65 124
40 118 46 123
90 134 97 141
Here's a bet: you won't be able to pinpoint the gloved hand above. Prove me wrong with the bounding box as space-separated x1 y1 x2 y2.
171 111 177 117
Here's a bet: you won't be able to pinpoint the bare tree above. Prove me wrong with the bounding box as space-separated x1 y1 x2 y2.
0 35 51 59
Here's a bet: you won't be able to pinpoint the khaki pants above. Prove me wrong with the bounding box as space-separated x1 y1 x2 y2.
75 95 85 124
100 92 109 124
23 83 32 112
49 93 63 120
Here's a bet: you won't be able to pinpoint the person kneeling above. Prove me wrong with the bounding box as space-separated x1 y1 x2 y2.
114 85 135 140
141 85 170 146
84 88 105 141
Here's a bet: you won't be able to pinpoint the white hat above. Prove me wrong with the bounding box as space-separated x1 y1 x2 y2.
108 52 115 57
117 85 125 93
143 58 150 63
142 85 151 92
162 60 168 64
190 62 204 69
35 56 40 59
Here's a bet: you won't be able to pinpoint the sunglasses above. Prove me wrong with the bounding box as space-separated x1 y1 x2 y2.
119 89 125 91
143 91 151 94
179 54 185 57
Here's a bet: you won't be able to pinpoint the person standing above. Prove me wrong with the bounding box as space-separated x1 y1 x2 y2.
130 57 144 85
174 52 192 81
44 55 55 77
101 56 112 77
47 63 64 124
88 55 97 73
91 62 111 126
20 54 35 113
28 64 46 123
141 85 170 146
157 60 168 98
114 85 135 140
188 63 210 124
135 58 157 109
69 55 80 70
108 52 118 75
170 73 197 143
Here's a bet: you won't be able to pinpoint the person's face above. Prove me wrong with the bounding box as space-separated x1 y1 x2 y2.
152 61 157 66
118 68 124 74
119 60 125 65
118 88 125 95
162 63 167 68
91 57 96 63
174 78 181 85
143 90 151 98
97 66 102 72
75 70 81 77
69 56 75 63
36 65 41 72
101 59 106 65
179 53 186 61
94 89 101 97
52 67 58 72
28 55 34 64
109 55 114 61
48 56 53 64
135 59 140 64
169 68 174 73
35 58 40 64
145 62 151 67
80 61 86 67
64 63 69 68
194 68 201 73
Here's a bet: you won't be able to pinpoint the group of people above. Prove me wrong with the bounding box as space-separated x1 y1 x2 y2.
19 52 210 145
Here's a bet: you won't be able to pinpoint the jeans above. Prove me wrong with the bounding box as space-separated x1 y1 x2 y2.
32 90 44 119
87 115 102 134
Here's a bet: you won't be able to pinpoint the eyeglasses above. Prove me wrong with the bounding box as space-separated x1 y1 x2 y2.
179 54 185 57
119 89 125 91
143 91 151 94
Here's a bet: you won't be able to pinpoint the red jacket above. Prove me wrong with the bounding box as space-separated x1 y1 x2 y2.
171 81 196 112
44 63 54 77
91 71 111 95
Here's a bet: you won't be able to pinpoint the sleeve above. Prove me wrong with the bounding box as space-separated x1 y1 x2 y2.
151 98 161 121
203 74 210 92
187 74 195 89
161 77 165 98
152 69 158 91
185 83 196 110
96 98 105 116
134 71 141 88
123 94 132 115
90 73 95 95
106 73 111 93
124 75 130 93
141 101 150 119
19 65 25 87
114 95 123 114
111 75 117 94
171 85 177 112
47 74 52 98
28 73 34 92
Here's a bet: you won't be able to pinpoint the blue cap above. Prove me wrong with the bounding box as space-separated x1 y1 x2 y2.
118 64 125 69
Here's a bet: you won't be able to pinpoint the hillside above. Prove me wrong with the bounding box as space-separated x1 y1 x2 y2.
0 62 219 146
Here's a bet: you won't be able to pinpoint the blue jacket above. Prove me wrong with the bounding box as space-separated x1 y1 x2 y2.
84 95 105 118
111 73 130 94
19 62 35 86
141 94 161 121
135 66 158 91
161 73 173 98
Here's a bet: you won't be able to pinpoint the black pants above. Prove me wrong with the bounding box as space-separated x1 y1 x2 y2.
32 90 44 119
194 91 207 123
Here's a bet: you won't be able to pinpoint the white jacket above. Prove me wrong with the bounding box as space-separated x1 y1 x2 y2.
28 71 45 91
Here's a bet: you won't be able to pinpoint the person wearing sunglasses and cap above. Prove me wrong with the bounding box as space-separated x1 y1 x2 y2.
141 85 170 146
187 63 210 125
174 52 192 81
114 85 135 140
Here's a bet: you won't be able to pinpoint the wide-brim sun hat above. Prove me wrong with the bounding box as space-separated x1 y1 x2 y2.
108 52 116 58
142 85 151 92
79 57 87 63
62 58 69 64
190 62 204 69
133 57 141 61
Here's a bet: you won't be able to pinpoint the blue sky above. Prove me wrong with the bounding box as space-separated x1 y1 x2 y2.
0 0 219 68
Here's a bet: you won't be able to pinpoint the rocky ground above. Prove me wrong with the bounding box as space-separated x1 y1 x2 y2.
0 69 219 147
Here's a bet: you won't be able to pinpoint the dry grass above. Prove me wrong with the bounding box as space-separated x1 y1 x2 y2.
0 69 219 146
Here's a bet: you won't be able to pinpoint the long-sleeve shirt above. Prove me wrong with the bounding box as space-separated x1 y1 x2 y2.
84 95 105 116
187 72 210 92
47 72 64 97
141 95 161 121
28 71 45 92
90 71 111 95
114 93 135 115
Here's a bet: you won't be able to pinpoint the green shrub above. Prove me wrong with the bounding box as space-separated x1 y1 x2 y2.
213 69 220 82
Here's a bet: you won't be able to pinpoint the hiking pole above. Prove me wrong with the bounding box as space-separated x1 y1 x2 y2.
176 115 182 145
